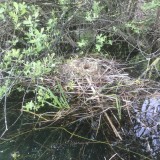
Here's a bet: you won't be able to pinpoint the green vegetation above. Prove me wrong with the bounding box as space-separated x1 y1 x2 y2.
0 0 159 159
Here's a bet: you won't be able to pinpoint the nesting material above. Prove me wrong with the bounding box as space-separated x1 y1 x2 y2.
54 57 136 139
40 57 160 141
60 57 131 95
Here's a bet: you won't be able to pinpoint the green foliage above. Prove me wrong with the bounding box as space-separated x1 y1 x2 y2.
11 151 20 160
0 2 58 112
3 49 21 67
1 2 49 57
125 22 141 34
0 79 12 100
23 83 70 111
125 0 160 35
9 2 27 29
95 34 107 52
0 2 57 71
23 100 37 111
85 1 103 21
58 0 70 10
46 11 58 32
23 60 51 77
77 39 88 48
0 85 7 100
142 0 160 10
37 83 70 109
77 29 96 51
0 6 5 20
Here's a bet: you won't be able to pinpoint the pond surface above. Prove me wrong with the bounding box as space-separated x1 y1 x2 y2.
0 95 160 160
133 97 160 159
0 126 152 160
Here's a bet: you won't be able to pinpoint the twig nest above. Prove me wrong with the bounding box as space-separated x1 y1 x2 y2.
60 57 130 89
68 58 99 76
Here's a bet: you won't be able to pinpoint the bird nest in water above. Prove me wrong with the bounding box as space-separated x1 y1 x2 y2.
41 57 146 140
59 57 133 105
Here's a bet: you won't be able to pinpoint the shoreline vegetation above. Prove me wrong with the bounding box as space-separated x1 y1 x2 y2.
0 1 160 159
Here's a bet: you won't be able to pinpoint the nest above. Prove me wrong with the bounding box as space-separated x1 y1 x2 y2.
41 57 143 140
61 57 130 85
59 57 134 105
2 56 159 148
26 57 160 141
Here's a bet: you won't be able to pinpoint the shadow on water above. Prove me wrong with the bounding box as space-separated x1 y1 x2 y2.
0 91 158 160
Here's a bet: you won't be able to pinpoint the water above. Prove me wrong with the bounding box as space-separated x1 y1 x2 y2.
133 97 160 158
0 116 153 160
0 126 151 160
0 92 158 160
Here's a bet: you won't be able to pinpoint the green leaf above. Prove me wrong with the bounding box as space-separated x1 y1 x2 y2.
13 2 19 12
23 101 35 111
108 40 113 45
0 8 4 14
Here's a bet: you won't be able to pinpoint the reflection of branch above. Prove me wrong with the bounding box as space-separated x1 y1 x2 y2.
0 94 8 138
8 82 32 130
0 73 18 138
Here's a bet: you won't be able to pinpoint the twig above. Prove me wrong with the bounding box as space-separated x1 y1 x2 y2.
0 94 8 138
104 112 122 140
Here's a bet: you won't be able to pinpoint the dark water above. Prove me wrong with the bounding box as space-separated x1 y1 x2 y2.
0 93 159 160
0 117 153 160
0 126 151 160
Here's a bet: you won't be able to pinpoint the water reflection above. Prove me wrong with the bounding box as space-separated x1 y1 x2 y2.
133 97 160 158
0 123 151 160
0 128 119 160
0 93 156 160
